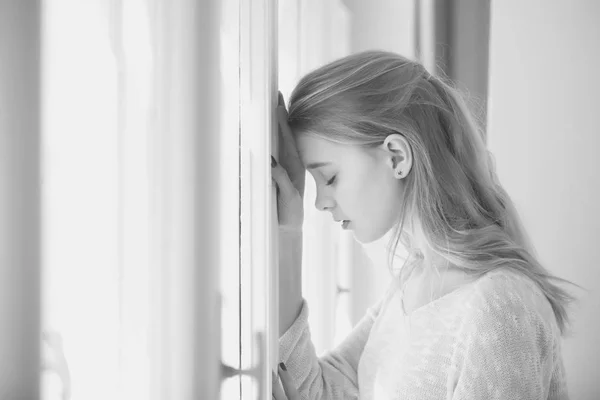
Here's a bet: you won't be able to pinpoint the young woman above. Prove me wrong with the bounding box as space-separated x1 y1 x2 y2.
270 50 574 400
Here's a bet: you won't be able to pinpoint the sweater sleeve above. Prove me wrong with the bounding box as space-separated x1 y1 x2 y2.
451 272 567 400
278 287 390 400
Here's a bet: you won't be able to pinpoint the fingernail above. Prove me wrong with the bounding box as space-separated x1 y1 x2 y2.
271 156 277 167
279 362 287 371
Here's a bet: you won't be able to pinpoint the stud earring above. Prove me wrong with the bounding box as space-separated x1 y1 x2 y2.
395 170 403 178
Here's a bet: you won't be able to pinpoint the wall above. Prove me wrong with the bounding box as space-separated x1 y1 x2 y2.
448 0 490 132
487 1 600 397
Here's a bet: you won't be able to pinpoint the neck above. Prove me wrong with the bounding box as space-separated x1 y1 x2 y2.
362 224 461 277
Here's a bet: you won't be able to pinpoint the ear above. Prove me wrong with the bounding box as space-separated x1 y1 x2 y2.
381 134 413 179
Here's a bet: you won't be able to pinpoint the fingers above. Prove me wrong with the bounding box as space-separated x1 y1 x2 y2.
277 106 295 154
277 112 305 197
271 156 298 202
276 91 305 198
278 363 301 400
277 107 296 160
275 97 296 160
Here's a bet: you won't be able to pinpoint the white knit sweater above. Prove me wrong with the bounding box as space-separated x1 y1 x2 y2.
278 268 568 399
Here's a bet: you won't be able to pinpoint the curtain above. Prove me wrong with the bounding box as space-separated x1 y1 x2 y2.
40 0 223 399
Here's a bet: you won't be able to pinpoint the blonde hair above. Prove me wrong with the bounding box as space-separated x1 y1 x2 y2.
287 50 576 335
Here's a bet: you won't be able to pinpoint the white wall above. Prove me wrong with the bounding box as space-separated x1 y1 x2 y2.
449 0 490 132
344 0 416 56
487 1 600 398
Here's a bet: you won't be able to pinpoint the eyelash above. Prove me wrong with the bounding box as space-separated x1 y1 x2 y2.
326 175 337 186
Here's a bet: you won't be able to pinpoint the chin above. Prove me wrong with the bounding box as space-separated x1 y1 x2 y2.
354 223 395 245
353 229 381 245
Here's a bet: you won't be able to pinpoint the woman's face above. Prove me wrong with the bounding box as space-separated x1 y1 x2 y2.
295 133 408 243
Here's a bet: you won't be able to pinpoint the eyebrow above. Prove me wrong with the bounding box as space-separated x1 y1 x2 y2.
306 161 331 170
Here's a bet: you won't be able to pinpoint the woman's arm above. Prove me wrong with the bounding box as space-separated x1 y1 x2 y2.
278 283 390 400
279 230 304 337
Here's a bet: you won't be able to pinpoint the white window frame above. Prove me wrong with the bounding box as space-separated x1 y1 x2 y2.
147 0 226 398
239 0 279 399
0 2 42 399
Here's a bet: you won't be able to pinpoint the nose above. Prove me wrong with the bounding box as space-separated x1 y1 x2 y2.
314 188 335 211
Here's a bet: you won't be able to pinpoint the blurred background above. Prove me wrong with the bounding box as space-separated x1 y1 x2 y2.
1 0 598 399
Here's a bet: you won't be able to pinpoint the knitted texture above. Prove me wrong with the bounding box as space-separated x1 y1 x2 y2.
278 269 568 399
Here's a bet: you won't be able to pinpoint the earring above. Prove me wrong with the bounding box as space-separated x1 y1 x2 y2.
395 170 403 178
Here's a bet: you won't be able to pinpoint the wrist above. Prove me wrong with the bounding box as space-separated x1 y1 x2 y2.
279 225 303 235
278 228 303 250
279 298 303 337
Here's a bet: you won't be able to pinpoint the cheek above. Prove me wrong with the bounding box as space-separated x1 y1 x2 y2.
361 172 403 235
341 169 385 219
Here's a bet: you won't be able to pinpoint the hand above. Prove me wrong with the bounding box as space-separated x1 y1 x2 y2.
272 363 300 400
273 92 304 336
272 91 305 232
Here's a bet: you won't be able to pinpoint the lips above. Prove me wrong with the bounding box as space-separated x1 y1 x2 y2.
333 217 351 229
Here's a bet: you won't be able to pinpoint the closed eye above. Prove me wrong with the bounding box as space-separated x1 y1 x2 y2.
326 175 336 186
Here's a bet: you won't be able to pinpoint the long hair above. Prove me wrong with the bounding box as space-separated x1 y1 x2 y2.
287 50 576 335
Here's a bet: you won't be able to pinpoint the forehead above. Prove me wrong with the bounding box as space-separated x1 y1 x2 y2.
295 134 350 167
